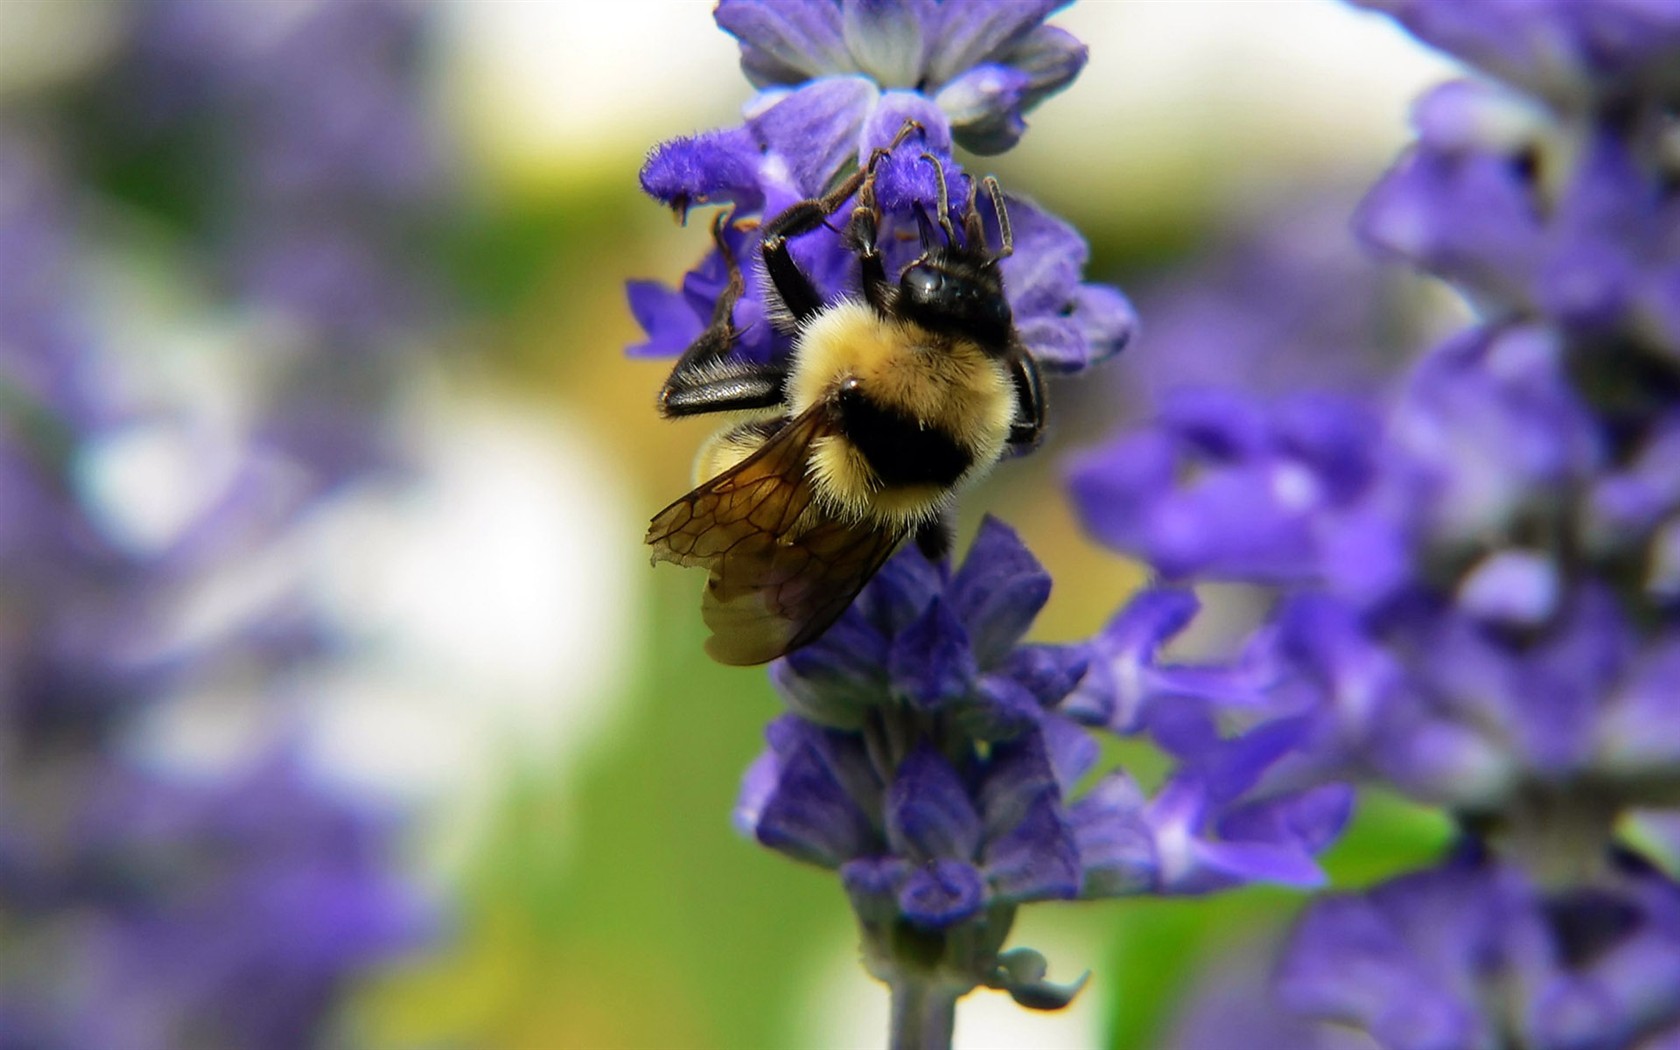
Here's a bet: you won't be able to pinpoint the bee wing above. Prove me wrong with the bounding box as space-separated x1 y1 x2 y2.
647 404 906 666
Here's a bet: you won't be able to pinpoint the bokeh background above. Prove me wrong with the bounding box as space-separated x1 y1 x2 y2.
0 1 1480 1047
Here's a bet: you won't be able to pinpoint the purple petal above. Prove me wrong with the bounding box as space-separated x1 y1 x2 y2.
753 734 878 868
625 279 703 359
982 789 1082 903
747 78 877 198
1454 549 1559 625
888 596 978 712
842 0 928 87
1356 142 1541 302
1067 281 1138 368
886 745 982 860
1062 587 1198 733
842 855 913 922
1598 636 1680 772
638 126 764 213
999 199 1127 372
899 858 987 927
1277 880 1489 1050
1217 784 1355 864
978 729 1060 837
964 676 1049 739
1039 712 1100 787
996 643 1088 710
857 545 945 636
734 749 783 838
1067 772 1158 898
716 1 850 86
773 613 891 728
936 64 1031 154
947 516 1051 666
995 23 1088 107
925 0 1066 86
868 132 967 216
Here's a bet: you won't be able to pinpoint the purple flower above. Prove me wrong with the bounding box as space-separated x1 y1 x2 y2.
0 133 319 739
1167 851 1680 1050
1359 78 1680 349
1351 0 1680 107
737 521 1346 1015
770 517 1067 732
0 755 426 1050
740 717 1090 922
1277 853 1680 1050
631 185 1132 374
90 0 458 491
716 0 1087 156
1116 192 1434 406
630 2 1129 378
1069 386 1384 584
0 1 458 1037
1053 2 1680 1044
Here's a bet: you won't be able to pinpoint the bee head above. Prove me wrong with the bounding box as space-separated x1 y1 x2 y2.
889 157 1016 352
898 253 1013 351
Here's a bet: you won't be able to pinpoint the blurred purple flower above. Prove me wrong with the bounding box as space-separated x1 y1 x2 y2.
88 0 458 492
1278 853 1680 1050
0 755 425 1050
1351 0 1680 107
0 129 426 1044
1117 193 1440 406
1167 851 1680 1050
1069 387 1384 584
0 0 461 1040
1079 5 1680 1042
1359 77 1680 350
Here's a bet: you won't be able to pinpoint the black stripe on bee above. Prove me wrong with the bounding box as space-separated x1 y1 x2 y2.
834 380 974 488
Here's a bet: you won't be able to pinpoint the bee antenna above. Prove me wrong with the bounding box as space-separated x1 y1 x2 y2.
983 176 1012 260
912 202 937 252
919 152 958 245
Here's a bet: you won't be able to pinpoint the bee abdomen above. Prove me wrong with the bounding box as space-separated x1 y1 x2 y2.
835 379 973 487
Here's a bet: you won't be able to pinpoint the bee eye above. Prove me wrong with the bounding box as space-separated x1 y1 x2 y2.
904 266 943 299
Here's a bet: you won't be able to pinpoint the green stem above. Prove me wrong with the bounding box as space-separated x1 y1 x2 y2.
888 976 959 1050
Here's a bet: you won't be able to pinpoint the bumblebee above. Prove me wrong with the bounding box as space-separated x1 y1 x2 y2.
647 121 1044 665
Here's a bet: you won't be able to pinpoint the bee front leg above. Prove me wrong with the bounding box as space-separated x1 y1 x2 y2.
845 177 895 315
759 175 870 325
761 119 923 324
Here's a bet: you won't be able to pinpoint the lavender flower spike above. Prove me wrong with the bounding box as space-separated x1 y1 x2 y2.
1087 2 1680 1044
737 521 1347 1036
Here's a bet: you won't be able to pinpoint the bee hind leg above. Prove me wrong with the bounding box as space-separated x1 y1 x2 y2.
913 516 954 563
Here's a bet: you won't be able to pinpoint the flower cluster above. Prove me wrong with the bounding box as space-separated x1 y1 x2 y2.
629 2 1132 378
1066 1 1680 1043
630 7 1352 1041
736 521 1348 1020
0 0 453 1042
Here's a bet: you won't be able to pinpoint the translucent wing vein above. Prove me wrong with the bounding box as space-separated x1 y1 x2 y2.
647 405 905 665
